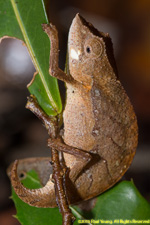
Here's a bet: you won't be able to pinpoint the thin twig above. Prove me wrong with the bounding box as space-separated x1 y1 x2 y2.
51 148 76 225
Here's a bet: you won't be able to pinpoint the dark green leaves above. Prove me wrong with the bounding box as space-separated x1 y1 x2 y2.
0 0 62 116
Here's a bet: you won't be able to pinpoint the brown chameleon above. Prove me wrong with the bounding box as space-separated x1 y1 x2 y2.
10 14 138 208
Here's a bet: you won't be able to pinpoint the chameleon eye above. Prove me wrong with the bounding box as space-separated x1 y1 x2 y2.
86 46 91 53
84 38 103 58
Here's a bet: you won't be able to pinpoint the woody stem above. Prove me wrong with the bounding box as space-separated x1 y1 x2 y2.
51 148 76 225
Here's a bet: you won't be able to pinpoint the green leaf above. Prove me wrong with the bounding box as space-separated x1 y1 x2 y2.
74 181 150 225
0 0 62 116
12 170 62 225
92 181 150 221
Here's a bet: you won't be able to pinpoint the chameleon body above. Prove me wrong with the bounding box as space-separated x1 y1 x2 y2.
10 14 138 208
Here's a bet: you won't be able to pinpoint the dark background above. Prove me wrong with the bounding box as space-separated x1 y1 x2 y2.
0 0 150 224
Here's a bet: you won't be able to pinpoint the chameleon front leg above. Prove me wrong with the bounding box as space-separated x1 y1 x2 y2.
42 23 75 85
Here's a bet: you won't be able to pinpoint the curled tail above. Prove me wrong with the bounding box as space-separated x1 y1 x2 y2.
10 160 57 208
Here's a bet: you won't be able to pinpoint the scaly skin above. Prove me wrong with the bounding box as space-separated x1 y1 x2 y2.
10 14 138 208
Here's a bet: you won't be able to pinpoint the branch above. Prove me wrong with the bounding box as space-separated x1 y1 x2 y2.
51 148 76 225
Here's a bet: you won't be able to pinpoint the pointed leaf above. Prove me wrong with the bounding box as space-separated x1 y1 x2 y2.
92 181 150 221
0 0 62 116
74 181 150 225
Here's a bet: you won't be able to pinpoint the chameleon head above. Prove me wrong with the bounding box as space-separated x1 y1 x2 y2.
68 13 118 84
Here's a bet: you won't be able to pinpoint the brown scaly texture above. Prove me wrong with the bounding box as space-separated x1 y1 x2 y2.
9 13 138 208
63 14 138 202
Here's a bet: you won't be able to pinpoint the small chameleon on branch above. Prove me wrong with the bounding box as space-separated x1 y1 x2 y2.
10 13 138 208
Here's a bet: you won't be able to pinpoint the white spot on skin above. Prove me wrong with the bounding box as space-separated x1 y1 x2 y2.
76 183 80 189
91 150 97 154
87 173 92 179
82 29 86 34
94 89 100 96
94 110 98 114
85 170 92 180
70 48 81 60
93 130 99 135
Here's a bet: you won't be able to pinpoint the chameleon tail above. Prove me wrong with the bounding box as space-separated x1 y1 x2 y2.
10 160 57 208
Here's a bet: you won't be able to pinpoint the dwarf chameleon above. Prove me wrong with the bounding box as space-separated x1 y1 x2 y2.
9 14 138 208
